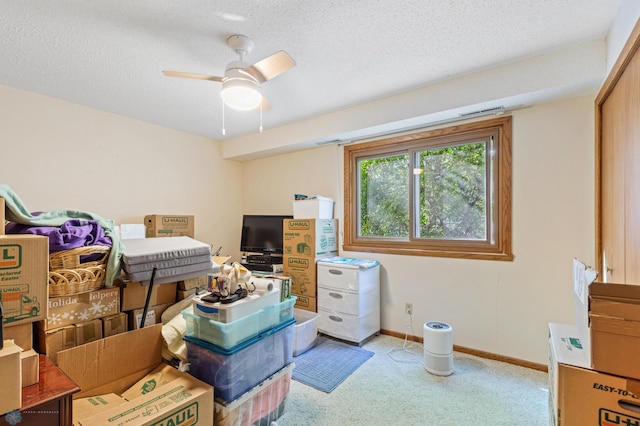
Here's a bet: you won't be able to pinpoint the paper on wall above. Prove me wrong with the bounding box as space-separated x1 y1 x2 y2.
572 258 598 365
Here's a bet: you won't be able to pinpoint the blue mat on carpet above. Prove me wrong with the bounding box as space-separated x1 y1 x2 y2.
292 337 375 393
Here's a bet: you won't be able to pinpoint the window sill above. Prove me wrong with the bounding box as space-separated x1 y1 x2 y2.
342 244 514 261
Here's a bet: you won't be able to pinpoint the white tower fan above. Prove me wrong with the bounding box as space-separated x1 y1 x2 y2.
423 321 453 376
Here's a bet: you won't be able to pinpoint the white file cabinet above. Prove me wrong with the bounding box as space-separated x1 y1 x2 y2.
316 257 380 344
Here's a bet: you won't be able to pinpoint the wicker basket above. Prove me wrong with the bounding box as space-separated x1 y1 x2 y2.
48 245 110 297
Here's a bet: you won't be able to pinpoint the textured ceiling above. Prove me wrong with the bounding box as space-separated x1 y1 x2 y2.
0 1 621 144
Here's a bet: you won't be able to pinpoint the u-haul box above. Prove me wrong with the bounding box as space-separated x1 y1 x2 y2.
0 235 48 326
549 322 640 426
144 214 194 238
57 324 213 425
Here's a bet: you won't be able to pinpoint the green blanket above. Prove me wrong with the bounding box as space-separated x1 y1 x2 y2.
1 184 122 286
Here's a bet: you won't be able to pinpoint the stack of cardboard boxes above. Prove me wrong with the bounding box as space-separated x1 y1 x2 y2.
283 196 338 312
36 271 214 363
0 204 219 423
549 259 640 425
58 324 214 425
58 215 218 425
35 285 122 363
0 197 46 415
33 216 208 363
115 279 177 330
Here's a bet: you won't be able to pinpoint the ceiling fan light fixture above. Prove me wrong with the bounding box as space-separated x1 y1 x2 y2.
220 78 262 111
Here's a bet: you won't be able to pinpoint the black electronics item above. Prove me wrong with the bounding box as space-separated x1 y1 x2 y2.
202 293 221 303
220 294 239 304
241 262 282 273
247 254 277 264
240 214 292 256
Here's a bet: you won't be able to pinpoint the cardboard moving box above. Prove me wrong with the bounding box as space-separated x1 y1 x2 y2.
56 324 213 425
283 219 337 258
144 214 195 238
5 321 34 351
34 324 76 364
284 256 324 298
293 294 317 312
102 312 127 338
74 319 103 346
178 274 208 291
44 287 120 330
0 235 48 326
127 302 173 330
21 349 39 387
549 322 640 426
120 364 184 401
0 340 22 415
115 279 177 311
589 282 640 380
72 393 127 424
57 325 164 398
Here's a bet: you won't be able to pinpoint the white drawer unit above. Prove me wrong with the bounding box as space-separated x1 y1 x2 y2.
317 287 378 316
316 257 380 344
317 263 378 292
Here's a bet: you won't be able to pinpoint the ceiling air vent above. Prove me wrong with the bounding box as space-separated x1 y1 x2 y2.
459 106 506 118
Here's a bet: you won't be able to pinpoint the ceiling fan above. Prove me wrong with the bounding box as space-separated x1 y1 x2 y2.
163 34 296 112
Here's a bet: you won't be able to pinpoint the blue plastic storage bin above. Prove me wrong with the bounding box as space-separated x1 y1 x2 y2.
182 296 296 349
184 318 296 403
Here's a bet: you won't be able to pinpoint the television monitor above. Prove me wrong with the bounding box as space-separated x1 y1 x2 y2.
240 214 292 255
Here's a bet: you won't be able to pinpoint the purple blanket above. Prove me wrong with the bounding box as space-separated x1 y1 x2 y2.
5 218 112 253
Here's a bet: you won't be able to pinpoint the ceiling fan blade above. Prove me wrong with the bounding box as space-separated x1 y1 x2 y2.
243 50 296 84
162 71 224 82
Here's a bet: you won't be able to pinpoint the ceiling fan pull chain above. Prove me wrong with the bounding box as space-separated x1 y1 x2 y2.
259 98 263 133
222 100 226 136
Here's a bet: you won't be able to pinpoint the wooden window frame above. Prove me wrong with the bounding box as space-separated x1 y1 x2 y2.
343 116 513 261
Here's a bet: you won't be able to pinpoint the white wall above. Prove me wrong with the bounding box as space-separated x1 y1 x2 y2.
0 85 243 257
607 0 640 71
0 87 595 366
223 40 605 161
242 95 595 365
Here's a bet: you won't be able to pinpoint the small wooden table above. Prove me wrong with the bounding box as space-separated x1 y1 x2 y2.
0 355 80 426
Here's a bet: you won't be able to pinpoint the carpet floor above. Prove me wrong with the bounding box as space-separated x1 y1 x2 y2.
277 334 549 426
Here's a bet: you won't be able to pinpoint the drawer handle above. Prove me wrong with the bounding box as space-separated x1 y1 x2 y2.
328 269 343 275
329 292 343 299
329 315 343 322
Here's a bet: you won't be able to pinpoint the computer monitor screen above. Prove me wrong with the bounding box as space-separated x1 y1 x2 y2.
240 215 292 255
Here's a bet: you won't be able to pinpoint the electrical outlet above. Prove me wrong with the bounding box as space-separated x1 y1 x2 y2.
405 302 413 315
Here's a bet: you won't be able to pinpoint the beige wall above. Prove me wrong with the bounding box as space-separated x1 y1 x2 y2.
608 0 640 72
1 83 594 365
242 95 595 365
0 85 243 256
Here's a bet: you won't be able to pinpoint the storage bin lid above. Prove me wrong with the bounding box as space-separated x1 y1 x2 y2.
316 256 380 269
184 318 296 356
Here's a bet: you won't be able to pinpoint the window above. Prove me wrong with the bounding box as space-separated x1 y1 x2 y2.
343 116 513 261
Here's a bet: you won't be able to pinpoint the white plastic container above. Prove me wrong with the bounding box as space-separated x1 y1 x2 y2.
192 288 280 323
293 308 318 356
293 197 334 219
183 296 296 349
